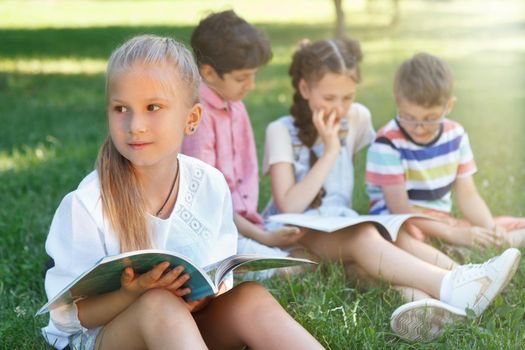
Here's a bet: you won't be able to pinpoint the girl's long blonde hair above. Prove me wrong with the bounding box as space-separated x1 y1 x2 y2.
97 35 200 252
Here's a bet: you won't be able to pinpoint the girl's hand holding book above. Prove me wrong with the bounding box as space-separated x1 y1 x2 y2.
264 226 305 248
184 282 227 313
185 296 212 313
120 261 191 299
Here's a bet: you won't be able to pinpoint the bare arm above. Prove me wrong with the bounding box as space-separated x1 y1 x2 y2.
270 154 338 213
76 286 139 329
233 213 304 247
270 110 341 213
382 184 457 242
233 212 267 241
77 262 190 328
454 175 495 228
383 184 498 247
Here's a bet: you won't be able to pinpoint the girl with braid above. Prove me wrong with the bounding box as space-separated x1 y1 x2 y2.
262 38 521 341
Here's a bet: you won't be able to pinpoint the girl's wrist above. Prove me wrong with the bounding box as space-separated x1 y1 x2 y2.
256 229 272 246
322 146 340 159
119 286 143 301
245 226 269 246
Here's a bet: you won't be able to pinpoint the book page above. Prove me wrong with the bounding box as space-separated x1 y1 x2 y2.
213 255 316 286
268 213 427 240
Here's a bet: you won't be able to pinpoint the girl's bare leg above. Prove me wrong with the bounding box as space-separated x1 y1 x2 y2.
194 282 324 350
346 258 431 302
97 289 207 350
299 223 447 298
344 262 377 285
393 286 431 302
395 229 458 270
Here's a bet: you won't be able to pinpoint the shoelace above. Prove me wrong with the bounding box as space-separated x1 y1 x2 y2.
450 256 498 283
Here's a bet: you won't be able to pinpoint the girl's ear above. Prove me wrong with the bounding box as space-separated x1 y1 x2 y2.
298 79 310 100
185 104 202 136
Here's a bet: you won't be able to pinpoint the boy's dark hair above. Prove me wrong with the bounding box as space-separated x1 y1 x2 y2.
191 10 272 76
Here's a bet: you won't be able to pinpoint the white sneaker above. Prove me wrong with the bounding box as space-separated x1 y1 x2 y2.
446 248 521 315
390 298 466 342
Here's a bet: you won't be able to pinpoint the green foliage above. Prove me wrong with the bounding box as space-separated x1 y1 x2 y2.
1 1 524 349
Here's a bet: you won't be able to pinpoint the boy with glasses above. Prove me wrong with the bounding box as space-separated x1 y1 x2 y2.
365 52 525 248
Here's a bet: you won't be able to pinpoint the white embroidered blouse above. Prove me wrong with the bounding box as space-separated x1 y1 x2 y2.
42 154 238 349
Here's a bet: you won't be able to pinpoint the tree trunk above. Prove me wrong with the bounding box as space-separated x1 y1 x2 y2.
391 0 400 25
333 0 346 39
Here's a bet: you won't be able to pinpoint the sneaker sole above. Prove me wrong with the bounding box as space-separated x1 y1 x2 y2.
472 248 521 315
390 299 466 342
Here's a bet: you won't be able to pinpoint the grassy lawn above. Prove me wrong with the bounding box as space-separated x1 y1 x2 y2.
1 0 524 348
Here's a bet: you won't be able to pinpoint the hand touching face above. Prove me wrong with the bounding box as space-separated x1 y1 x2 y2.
299 71 357 121
312 109 342 153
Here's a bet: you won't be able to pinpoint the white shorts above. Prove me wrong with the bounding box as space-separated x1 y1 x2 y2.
69 326 103 350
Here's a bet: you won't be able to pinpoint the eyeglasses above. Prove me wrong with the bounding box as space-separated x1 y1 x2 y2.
396 111 446 130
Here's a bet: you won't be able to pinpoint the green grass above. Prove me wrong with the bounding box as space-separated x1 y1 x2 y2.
1 0 524 348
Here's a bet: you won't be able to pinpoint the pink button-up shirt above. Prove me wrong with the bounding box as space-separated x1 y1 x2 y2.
182 83 263 225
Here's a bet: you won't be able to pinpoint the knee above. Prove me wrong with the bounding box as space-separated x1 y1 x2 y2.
352 223 383 243
230 281 272 299
227 282 277 310
131 289 195 339
135 289 189 320
395 229 409 245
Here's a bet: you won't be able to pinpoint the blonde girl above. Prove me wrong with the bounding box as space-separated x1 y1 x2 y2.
42 35 323 350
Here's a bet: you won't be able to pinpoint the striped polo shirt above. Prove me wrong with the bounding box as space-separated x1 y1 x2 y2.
365 118 477 214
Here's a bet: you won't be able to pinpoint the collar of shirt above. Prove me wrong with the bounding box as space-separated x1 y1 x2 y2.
200 83 229 111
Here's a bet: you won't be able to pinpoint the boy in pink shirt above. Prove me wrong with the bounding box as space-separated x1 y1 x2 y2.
182 11 305 273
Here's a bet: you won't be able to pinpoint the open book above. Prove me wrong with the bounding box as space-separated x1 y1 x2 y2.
36 249 315 316
269 213 428 241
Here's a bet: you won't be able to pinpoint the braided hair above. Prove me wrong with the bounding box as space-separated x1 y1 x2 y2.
288 38 362 208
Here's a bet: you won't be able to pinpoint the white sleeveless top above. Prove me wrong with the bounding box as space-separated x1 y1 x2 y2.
262 103 375 218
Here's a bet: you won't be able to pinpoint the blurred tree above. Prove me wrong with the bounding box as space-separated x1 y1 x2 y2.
333 0 401 38
366 0 401 25
333 0 346 38
391 0 400 25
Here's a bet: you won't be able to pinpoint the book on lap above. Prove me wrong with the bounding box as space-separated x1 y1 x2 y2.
36 249 315 316
268 213 430 241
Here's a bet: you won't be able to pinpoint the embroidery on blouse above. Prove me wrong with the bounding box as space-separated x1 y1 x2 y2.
183 166 204 205
175 165 212 238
